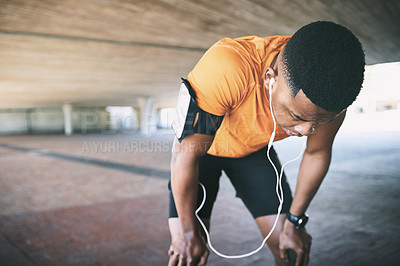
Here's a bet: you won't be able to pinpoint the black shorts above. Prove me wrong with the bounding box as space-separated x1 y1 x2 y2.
168 146 293 219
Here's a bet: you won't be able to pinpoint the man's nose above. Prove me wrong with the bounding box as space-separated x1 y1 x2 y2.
294 122 316 136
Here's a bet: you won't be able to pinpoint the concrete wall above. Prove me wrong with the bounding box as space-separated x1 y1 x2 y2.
0 107 117 135
30 108 64 134
73 107 111 134
0 111 27 134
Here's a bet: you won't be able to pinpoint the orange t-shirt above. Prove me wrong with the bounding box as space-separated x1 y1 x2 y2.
188 35 291 158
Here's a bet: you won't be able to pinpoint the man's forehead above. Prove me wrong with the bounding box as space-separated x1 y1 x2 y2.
291 90 340 121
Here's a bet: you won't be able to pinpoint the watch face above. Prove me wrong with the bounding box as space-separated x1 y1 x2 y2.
298 218 303 225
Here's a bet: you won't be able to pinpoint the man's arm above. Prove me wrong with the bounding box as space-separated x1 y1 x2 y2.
290 111 346 216
279 111 346 266
168 133 214 266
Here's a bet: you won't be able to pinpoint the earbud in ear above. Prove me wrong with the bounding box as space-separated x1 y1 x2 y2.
269 78 275 93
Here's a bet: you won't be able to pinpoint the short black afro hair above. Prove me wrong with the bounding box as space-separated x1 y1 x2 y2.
282 21 365 111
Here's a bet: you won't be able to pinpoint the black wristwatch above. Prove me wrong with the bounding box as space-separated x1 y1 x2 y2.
286 212 309 230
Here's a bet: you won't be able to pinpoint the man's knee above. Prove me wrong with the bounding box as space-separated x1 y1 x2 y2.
254 214 286 262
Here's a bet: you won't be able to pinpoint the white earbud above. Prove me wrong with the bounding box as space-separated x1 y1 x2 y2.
269 77 275 93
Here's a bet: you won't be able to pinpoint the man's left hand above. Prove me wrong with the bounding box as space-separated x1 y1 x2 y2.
279 219 312 266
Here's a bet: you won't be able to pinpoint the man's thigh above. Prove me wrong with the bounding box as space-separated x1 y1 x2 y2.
223 147 293 219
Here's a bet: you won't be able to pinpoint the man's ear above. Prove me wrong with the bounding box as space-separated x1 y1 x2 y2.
264 67 277 81
264 67 277 89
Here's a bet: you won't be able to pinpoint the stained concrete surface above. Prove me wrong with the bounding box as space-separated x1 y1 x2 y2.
0 131 399 266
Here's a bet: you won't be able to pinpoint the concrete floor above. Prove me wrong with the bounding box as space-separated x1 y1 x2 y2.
0 131 399 266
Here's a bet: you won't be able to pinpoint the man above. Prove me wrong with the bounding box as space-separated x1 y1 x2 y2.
167 21 365 266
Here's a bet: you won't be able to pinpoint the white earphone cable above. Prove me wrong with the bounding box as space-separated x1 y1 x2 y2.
195 78 306 259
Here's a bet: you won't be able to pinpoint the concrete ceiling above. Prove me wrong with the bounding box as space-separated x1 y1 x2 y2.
0 0 399 109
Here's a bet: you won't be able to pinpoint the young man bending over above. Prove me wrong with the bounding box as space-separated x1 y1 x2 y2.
167 21 365 266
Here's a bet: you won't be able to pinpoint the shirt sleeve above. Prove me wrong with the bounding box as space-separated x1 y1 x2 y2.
187 40 250 116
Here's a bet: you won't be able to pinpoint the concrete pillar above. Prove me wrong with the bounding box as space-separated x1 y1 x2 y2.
129 107 140 131
137 97 157 135
62 104 73 136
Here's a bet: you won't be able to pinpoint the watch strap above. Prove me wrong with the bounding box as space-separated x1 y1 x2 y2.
286 212 309 230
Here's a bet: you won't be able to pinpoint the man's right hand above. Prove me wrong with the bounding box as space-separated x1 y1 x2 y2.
169 134 214 265
168 230 209 266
